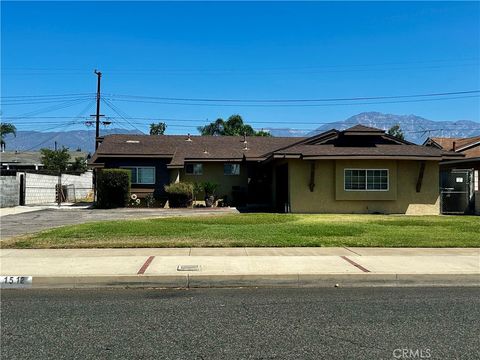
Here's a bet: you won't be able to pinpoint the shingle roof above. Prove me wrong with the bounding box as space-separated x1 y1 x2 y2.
93 134 302 163
91 126 462 166
426 136 480 158
273 143 455 159
1 151 89 165
429 136 480 151
343 124 385 134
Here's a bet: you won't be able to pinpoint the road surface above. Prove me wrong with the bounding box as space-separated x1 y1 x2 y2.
1 287 479 359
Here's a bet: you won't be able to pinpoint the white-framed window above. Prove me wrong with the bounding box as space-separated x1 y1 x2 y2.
224 163 240 176
344 169 389 191
121 166 155 184
185 163 203 175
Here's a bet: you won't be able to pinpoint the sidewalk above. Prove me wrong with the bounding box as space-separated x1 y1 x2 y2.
1 247 479 289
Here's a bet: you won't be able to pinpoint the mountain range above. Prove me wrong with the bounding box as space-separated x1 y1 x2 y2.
266 112 480 143
3 112 479 153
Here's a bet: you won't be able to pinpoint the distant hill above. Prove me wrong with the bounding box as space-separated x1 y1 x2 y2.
3 113 479 152
267 112 480 143
2 128 142 153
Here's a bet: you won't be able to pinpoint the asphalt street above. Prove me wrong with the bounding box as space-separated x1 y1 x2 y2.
1 287 479 359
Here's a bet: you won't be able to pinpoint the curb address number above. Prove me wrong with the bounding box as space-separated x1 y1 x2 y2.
1 276 33 288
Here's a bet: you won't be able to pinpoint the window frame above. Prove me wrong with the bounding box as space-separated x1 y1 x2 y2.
344 168 389 192
120 166 156 185
185 163 203 176
223 163 241 176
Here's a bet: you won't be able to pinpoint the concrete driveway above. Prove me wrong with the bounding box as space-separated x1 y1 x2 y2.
0 207 238 239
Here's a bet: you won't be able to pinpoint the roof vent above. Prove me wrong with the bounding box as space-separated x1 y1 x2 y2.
243 142 249 151
243 132 247 143
203 148 209 154
186 133 192 142
126 140 140 144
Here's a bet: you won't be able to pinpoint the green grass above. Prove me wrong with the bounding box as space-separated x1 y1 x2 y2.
3 213 479 248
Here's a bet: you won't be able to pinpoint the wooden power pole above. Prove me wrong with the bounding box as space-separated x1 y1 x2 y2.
94 70 102 150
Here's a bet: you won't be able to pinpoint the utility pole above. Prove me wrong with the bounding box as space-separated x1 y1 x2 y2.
94 70 102 150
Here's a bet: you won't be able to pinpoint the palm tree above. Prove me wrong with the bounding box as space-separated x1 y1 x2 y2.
0 123 17 151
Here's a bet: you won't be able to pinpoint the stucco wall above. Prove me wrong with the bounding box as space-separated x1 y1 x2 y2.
288 159 439 214
177 162 248 200
0 176 19 208
474 191 480 215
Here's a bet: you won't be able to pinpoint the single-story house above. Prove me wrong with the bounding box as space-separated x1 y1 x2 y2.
90 125 462 214
0 150 89 171
424 135 480 214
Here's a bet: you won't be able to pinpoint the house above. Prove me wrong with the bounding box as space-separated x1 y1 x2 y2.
0 150 89 171
424 136 480 214
90 125 462 214
423 135 480 158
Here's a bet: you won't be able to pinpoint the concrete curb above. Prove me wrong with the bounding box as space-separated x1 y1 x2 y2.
14 273 480 289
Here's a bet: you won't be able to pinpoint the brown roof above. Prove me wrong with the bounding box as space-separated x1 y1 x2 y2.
426 136 480 158
92 134 302 165
91 126 462 166
273 143 454 159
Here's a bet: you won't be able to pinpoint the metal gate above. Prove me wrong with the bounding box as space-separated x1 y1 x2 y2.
440 169 472 214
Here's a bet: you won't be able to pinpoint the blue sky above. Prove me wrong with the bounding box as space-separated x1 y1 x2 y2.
2 1 479 134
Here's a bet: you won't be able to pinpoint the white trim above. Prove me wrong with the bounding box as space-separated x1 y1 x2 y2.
344 168 389 192
120 166 156 185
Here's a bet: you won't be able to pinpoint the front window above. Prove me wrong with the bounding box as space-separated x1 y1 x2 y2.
344 169 388 191
185 163 203 175
224 163 240 176
122 167 155 184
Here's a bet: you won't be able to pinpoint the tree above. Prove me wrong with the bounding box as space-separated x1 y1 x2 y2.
150 122 167 135
70 157 88 173
197 115 271 137
40 147 71 173
388 124 405 141
0 123 17 151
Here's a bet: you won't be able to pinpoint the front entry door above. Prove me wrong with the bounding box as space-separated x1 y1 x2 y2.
275 164 289 213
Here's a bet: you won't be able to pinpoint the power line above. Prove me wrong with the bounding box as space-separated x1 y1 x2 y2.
103 90 480 103
101 98 144 134
0 93 95 99
104 94 479 108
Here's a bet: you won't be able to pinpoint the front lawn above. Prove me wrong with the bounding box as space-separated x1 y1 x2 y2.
3 214 479 248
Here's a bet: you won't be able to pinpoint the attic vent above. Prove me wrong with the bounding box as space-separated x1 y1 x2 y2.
126 140 140 144
186 133 192 142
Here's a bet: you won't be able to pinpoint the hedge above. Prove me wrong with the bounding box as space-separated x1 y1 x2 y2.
164 182 193 208
96 169 131 209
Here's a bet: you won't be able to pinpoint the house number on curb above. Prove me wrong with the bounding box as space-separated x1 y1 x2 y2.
177 265 200 272
0 276 33 288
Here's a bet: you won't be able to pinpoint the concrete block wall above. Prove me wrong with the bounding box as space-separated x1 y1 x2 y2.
61 171 93 201
24 173 58 205
22 172 94 205
0 176 19 208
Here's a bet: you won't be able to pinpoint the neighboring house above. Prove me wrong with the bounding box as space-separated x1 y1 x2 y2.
424 136 480 214
423 136 480 158
90 125 461 214
0 151 89 171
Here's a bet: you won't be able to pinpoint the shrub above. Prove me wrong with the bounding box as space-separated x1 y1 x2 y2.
164 182 193 208
202 181 219 196
96 169 131 209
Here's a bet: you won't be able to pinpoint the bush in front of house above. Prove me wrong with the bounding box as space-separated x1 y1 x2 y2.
164 182 194 208
96 169 131 209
